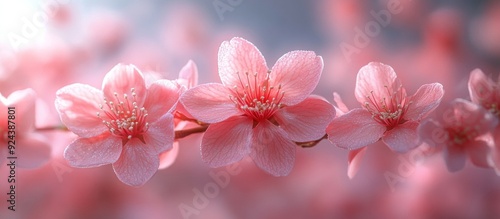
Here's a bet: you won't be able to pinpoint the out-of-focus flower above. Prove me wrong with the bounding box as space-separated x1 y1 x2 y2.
327 62 444 153
55 64 181 186
0 89 51 168
418 99 498 172
468 68 500 173
468 68 500 117
181 37 335 176
158 60 198 169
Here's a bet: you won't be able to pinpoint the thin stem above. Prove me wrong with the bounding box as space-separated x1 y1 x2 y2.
36 126 69 132
175 112 205 125
36 120 328 148
174 125 209 139
295 134 327 148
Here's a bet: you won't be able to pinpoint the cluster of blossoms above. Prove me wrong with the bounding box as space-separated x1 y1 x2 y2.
6 36 489 186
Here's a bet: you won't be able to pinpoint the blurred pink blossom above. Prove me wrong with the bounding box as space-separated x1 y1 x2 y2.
181 37 335 176
328 62 444 154
55 64 182 186
0 89 51 168
467 68 500 173
468 68 500 118
419 99 498 172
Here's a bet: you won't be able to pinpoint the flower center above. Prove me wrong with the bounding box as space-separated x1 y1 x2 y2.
445 126 478 146
97 88 149 144
477 85 500 118
229 71 285 121
364 85 411 129
485 103 500 118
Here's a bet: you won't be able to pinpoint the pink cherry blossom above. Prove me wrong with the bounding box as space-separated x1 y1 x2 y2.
327 62 444 153
468 68 500 117
158 60 199 169
180 37 335 176
418 98 498 172
0 89 51 168
468 68 500 173
55 64 181 186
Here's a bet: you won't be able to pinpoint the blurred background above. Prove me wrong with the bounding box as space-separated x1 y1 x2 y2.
1 0 500 218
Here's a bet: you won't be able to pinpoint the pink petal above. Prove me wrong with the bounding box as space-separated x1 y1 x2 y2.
494 127 500 151
142 113 175 154
250 120 296 176
143 70 163 86
5 89 36 133
405 83 444 121
158 142 179 169
16 134 51 168
271 51 323 105
355 62 405 105
64 134 122 168
444 145 466 172
450 98 498 135
382 121 421 153
326 108 386 150
143 80 181 121
175 100 194 120
491 152 500 175
417 119 447 147
201 116 253 167
347 147 367 179
180 83 240 123
468 68 495 104
113 138 160 186
333 92 349 116
218 37 268 88
274 96 335 142
55 84 108 138
466 140 491 168
178 60 198 89
102 64 147 105
490 137 500 173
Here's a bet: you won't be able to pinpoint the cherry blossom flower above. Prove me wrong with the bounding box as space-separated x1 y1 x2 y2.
0 89 51 168
180 37 335 176
468 68 500 118
327 62 444 153
55 64 181 186
467 68 500 173
158 60 199 169
418 99 498 172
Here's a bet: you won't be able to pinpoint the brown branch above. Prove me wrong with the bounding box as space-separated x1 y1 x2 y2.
175 112 206 125
295 134 327 148
35 125 69 132
174 125 209 139
37 120 328 148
